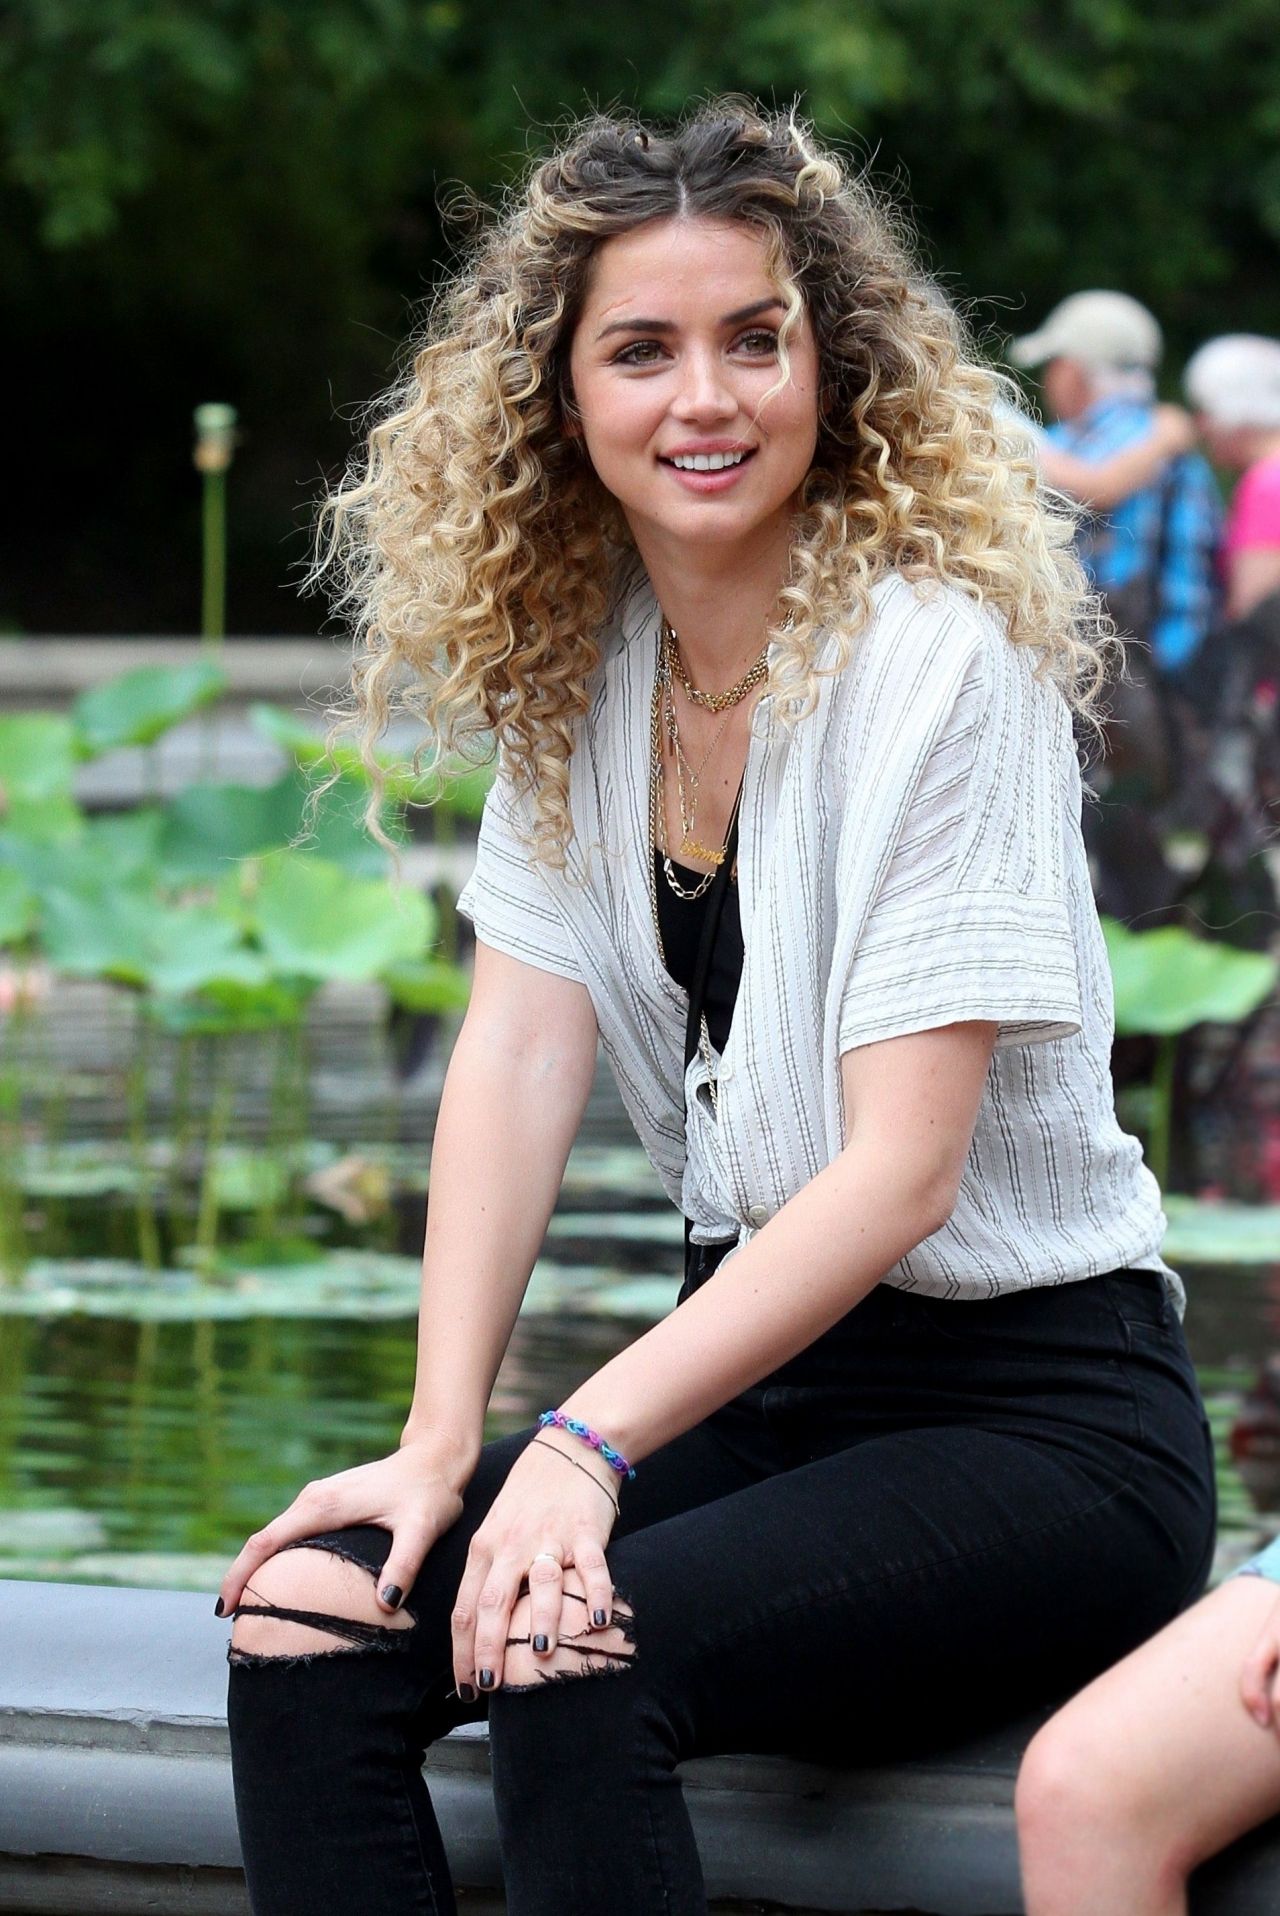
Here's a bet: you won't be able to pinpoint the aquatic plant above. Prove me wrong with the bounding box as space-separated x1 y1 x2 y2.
0 664 480 1277
1103 917 1278 1191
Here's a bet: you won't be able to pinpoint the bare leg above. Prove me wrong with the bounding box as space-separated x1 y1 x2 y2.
1017 1579 1280 1916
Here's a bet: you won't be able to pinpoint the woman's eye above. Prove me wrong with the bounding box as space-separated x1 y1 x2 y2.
736 329 779 355
612 340 666 366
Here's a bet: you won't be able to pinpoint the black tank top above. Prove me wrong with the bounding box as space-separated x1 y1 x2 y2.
652 848 744 1055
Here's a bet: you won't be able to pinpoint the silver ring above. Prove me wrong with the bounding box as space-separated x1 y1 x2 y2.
530 1551 562 1567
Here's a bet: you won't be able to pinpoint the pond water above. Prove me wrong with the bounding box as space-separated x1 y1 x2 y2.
2 1141 1279 1591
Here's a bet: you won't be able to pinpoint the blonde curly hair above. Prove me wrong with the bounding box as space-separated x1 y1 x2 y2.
316 96 1107 865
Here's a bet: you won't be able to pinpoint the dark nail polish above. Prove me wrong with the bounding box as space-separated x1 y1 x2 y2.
533 1633 549 1653
380 1584 403 1609
459 1681 477 1703
478 1668 494 1690
592 1608 607 1626
213 1597 226 1618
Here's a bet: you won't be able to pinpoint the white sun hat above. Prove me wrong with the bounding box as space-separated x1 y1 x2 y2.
1009 291 1162 372
1184 334 1280 430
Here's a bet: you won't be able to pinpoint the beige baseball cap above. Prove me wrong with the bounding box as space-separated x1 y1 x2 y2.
1009 291 1162 372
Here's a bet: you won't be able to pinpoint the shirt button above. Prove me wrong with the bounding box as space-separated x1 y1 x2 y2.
745 1203 770 1228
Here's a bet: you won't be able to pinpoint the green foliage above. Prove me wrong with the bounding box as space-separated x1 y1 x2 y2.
247 849 435 982
249 704 496 815
4 0 1278 634
1102 916 1278 1192
382 956 473 1012
0 866 36 944
1103 918 1278 1035
72 661 228 754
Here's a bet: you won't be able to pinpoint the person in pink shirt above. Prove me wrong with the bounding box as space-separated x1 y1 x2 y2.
1014 362 1280 1916
1185 333 1280 621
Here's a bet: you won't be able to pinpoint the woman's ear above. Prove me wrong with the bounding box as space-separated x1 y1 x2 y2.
561 380 583 440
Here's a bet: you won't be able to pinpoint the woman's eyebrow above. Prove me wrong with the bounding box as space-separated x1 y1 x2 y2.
594 297 784 342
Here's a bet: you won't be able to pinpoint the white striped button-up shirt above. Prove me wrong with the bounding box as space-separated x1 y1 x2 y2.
457 569 1177 1306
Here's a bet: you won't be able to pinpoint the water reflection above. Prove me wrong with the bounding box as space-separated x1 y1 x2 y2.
0 1218 1273 1589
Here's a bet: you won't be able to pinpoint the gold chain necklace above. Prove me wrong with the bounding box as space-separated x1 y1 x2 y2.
660 617 770 713
664 681 736 872
647 640 745 1120
651 641 718 902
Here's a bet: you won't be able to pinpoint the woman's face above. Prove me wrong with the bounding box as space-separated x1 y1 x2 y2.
566 215 820 557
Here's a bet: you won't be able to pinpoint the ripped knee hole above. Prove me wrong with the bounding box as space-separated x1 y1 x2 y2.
496 1586 637 1693
229 1543 415 1667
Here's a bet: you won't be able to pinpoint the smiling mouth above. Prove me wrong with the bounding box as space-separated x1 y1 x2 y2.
659 448 757 472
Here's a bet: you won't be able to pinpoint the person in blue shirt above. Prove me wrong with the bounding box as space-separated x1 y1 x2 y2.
1012 291 1222 679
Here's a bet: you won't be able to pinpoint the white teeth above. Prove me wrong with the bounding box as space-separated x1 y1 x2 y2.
670 450 748 471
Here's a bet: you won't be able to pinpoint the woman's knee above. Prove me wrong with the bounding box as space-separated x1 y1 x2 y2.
490 1566 637 1693
1016 1709 1184 1890
230 1537 415 1664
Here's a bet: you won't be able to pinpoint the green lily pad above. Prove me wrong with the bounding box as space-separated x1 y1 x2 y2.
0 713 77 801
145 973 311 1035
581 1276 679 1320
72 660 228 755
0 863 36 944
252 851 432 982
1162 1195 1280 1265
160 767 400 880
0 1509 110 1554
382 956 470 1012
1103 917 1278 1036
205 1149 291 1211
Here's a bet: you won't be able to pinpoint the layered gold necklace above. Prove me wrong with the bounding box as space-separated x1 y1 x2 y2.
649 616 768 916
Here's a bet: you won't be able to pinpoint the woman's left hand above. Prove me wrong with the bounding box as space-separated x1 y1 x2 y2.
451 1434 621 1694
1240 1592 1280 1733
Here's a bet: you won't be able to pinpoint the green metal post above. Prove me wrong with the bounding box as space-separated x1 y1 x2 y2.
193 402 237 650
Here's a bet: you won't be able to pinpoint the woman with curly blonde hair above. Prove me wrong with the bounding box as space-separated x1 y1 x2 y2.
218 98 1215 1915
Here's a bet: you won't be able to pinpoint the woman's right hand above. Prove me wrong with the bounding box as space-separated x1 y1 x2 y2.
215 1429 476 1619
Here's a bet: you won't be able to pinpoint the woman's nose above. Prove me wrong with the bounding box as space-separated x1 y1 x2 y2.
671 350 737 420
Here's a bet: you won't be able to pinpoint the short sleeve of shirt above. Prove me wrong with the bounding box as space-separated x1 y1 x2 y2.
1227 455 1280 554
455 763 584 983
837 622 1083 1054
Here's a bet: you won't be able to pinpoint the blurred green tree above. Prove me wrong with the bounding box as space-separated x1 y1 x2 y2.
2 0 1277 632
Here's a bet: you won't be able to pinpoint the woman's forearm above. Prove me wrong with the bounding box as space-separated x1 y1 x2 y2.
558 1131 952 1466
400 991 597 1473
560 1021 997 1466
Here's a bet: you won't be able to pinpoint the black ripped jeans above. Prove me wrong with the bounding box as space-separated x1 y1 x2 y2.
226 1245 1216 1916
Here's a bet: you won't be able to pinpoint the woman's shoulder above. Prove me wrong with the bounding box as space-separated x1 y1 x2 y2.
828 571 1014 715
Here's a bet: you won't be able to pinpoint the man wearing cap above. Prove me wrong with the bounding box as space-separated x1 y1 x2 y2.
1012 291 1222 679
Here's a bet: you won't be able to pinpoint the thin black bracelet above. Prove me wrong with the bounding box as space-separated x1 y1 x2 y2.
532 1435 620 1512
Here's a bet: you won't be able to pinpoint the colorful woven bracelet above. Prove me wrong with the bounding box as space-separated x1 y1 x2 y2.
537 1409 636 1480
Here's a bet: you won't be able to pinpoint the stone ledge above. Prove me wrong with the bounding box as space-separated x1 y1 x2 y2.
0 1579 1275 1915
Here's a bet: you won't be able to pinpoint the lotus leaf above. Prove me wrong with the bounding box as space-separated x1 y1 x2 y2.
249 702 333 766
72 661 228 755
251 851 432 981
84 808 165 882
381 956 469 1012
206 1150 291 1211
38 883 159 977
0 865 36 945
1102 917 1278 1035
158 767 399 880
146 975 311 1035
0 714 77 801
439 758 495 820
3 792 83 845
0 831 118 899
156 776 305 879
250 702 494 815
1161 1195 1280 1265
